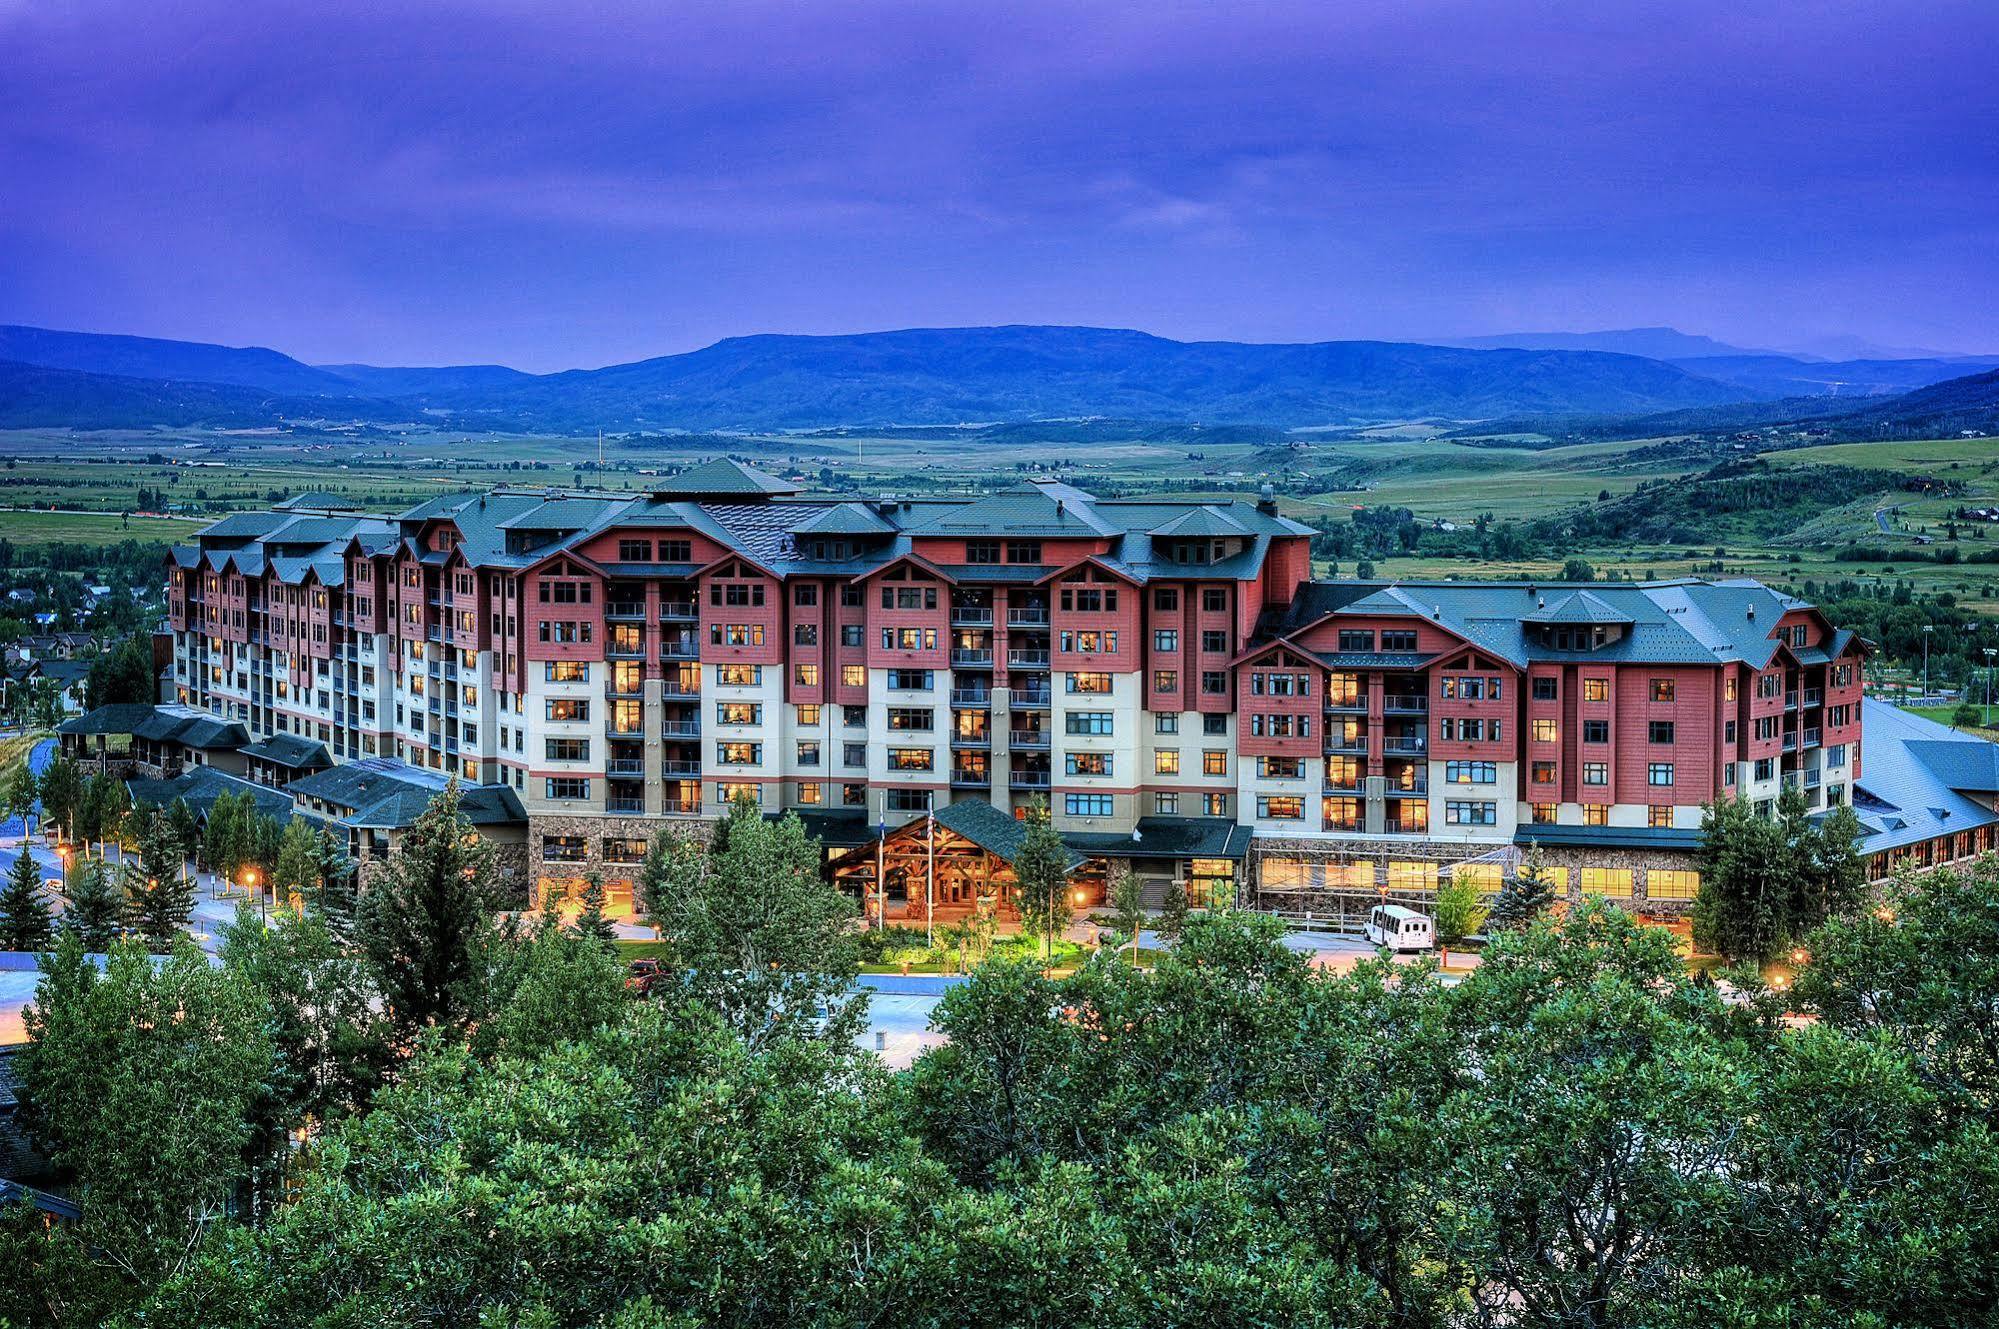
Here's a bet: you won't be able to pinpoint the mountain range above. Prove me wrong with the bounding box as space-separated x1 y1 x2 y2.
0 322 1994 436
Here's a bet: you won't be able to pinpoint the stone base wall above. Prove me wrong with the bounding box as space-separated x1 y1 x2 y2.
526 811 717 898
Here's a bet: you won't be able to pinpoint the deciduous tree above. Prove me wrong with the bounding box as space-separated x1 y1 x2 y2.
1010 800 1072 961
357 781 496 1038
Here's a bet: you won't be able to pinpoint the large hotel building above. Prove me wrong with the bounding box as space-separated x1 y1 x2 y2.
131 458 1878 922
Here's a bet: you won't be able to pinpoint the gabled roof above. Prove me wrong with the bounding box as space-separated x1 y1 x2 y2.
1149 507 1248 538
125 765 293 824
1855 699 1999 855
1065 816 1253 861
287 759 526 829
241 733 332 769
60 703 246 749
930 797 1087 872
655 458 802 496
1523 590 1632 626
790 503 897 537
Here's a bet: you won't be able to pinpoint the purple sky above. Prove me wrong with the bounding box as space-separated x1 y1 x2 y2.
3 1 1996 371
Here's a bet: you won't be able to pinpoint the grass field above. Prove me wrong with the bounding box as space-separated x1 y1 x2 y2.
0 509 207 546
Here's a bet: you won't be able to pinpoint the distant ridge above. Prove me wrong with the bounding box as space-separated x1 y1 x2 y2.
1441 327 1776 360
1 320 1990 436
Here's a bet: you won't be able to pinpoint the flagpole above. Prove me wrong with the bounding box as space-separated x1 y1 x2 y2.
875 817 886 931
925 793 936 950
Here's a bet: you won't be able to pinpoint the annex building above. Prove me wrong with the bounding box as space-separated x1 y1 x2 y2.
104 459 1929 927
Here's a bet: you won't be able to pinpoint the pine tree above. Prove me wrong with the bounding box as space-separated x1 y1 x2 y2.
36 752 82 845
63 856 122 951
123 812 196 952
309 827 358 938
1155 876 1192 945
0 843 53 952
272 817 321 914
1011 801 1073 961
576 870 617 949
1488 842 1558 933
357 781 495 1037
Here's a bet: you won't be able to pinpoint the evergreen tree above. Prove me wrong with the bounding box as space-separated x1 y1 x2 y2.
164 798 201 873
63 855 122 951
309 826 358 937
575 869 617 949
1694 792 1799 961
1108 863 1144 962
1155 874 1192 945
357 781 496 1038
0 843 53 952
272 816 321 913
1010 801 1073 961
1488 841 1559 932
122 810 196 952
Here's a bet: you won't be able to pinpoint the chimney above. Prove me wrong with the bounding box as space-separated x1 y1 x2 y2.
1747 606 1756 620
1258 483 1277 515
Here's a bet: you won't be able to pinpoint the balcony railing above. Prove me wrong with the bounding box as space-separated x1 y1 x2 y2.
1323 776 1365 793
1012 689 1052 708
659 601 698 620
1803 727 1821 747
950 607 994 626
1383 738 1428 755
1324 694 1369 713
661 681 700 698
951 648 995 666
662 798 702 816
1008 649 1050 667
662 720 701 738
606 758 645 776
1007 608 1049 626
606 719 644 737
605 682 643 699
1010 769 1051 788
1803 688 1823 707
1325 736 1370 755
606 602 647 620
662 759 701 776
606 640 646 659
1009 729 1050 749
606 797 645 815
1385 778 1429 797
660 638 700 660
951 730 992 747
951 768 990 786
950 688 991 707
1382 696 1428 714
1785 692 1799 711
1782 733 1798 751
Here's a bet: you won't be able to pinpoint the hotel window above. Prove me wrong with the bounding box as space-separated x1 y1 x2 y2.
1202 671 1228 694
794 663 820 687
544 778 590 802
1067 671 1113 694
617 539 652 561
793 623 818 646
546 698 590 722
1583 678 1609 702
882 627 937 650
1155 750 1180 775
1532 718 1559 743
1202 588 1227 613
1065 711 1114 736
1204 792 1229 816
1153 588 1180 611
543 833 587 860
1203 750 1228 777
1582 762 1608 785
1445 801 1497 826
966 540 1000 564
1156 712 1180 734
841 783 866 807
1153 669 1178 693
1648 804 1674 827
1583 803 1609 825
796 782 824 805
887 669 932 690
1260 755 1303 779
1580 867 1634 897
1531 761 1557 784
797 740 821 766
1649 720 1676 744
1059 629 1117 654
886 789 930 813
1258 795 1305 820
715 664 762 686
1337 629 1375 651
1155 792 1179 815
887 748 934 771
1531 677 1558 701
1067 793 1115 817
1833 664 1854 687
716 702 761 725
1531 802 1558 824
603 837 647 865
844 705 867 728
1006 541 1042 564
1066 752 1113 776
1201 629 1229 653
1381 630 1417 651
1647 869 1700 900
887 707 934 731
711 583 765 608
716 782 760 806
1583 719 1609 744
1755 757 1774 781
1827 744 1847 768
844 743 867 767
1724 675 1738 702
1154 629 1179 652
1445 760 1497 784
1647 763 1675 786
545 737 590 761
1324 796 1363 830
840 585 863 607
841 624 864 647
792 584 818 606
716 742 761 765
842 665 867 688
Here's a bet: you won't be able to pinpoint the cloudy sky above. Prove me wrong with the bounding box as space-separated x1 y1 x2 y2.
2 0 1994 370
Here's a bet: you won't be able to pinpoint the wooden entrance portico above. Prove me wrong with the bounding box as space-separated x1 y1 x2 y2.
825 797 1094 925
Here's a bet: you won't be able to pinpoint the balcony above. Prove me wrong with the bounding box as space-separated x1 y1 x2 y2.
1382 696 1428 714
607 639 646 660
1009 729 1051 749
662 720 701 738
1382 737 1428 756
1010 769 1051 788
662 798 702 816
607 797 645 815
1324 694 1369 714
951 606 994 626
1008 649 1050 667
950 688 991 707
1803 687 1823 707
1323 774 1365 793
1007 608 1050 626
605 681 643 700
1385 777 1429 797
1782 732 1798 752
1803 727 1821 748
661 680 700 698
951 768 990 787
660 638 700 661
606 719 644 738
659 601 698 620
606 602 647 620
951 648 995 667
1785 692 1799 711
1325 735 1370 756
662 759 701 776
1012 689 1052 709
606 758 645 777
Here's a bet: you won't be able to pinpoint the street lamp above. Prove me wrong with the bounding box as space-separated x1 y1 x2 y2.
1922 624 1933 701
1983 647 1995 726
243 867 263 923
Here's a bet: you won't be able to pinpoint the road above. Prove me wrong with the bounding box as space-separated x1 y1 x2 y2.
1875 504 1903 534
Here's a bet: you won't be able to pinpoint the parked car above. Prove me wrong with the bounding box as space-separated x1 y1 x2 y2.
625 958 663 996
1364 904 1435 953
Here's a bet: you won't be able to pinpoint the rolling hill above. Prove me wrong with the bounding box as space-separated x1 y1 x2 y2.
0 360 412 430
0 325 357 396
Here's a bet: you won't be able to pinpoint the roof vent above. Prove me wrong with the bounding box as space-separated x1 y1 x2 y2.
1257 483 1277 515
1747 606 1756 620
1537 597 1546 609
1433 605 1443 619
1055 499 1065 515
